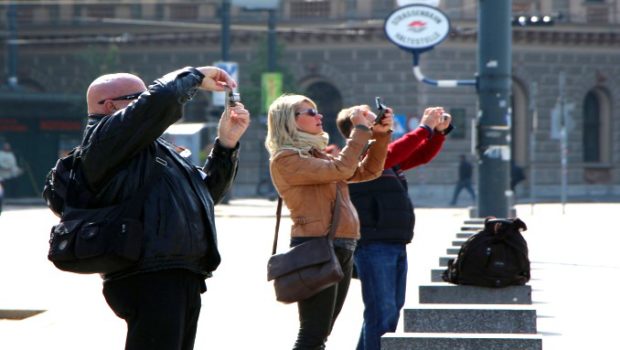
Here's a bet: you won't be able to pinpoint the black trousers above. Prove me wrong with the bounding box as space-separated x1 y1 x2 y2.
103 269 205 350
293 247 354 350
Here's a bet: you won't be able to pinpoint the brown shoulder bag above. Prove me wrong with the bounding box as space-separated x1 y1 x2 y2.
266 186 344 304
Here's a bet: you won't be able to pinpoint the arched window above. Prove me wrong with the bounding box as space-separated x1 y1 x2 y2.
304 81 344 146
582 88 611 163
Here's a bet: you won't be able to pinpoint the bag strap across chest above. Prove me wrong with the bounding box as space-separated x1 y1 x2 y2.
271 183 342 255
65 147 165 219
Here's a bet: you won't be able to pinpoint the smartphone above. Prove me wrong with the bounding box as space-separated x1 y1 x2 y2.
374 96 387 125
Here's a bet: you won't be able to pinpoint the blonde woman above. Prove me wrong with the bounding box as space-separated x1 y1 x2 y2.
265 94 393 350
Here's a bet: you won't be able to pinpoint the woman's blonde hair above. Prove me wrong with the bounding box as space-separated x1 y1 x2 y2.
264 94 329 157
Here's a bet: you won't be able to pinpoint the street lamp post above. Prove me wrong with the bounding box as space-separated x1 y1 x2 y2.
267 9 277 71
476 0 513 218
7 0 19 89
221 0 231 61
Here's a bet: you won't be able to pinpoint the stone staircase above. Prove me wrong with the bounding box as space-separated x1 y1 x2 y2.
381 219 543 350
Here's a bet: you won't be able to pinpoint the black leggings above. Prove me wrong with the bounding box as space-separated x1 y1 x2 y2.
103 269 205 350
293 247 354 350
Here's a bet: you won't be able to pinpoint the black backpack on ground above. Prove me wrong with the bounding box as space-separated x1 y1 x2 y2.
442 217 530 288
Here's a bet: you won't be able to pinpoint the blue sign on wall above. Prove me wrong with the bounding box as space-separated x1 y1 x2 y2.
392 114 407 139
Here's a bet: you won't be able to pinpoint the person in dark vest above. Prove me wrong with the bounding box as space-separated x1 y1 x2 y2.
450 154 476 205
336 104 452 350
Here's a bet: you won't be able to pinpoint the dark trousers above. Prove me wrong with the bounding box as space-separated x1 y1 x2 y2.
450 180 476 205
103 269 205 350
293 247 354 350
0 181 4 215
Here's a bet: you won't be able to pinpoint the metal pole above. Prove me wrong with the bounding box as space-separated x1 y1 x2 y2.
7 0 18 89
559 72 567 214
346 0 357 20
221 0 231 61
529 82 538 214
267 9 277 71
476 0 512 218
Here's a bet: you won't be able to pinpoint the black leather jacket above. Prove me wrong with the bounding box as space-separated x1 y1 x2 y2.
79 67 239 281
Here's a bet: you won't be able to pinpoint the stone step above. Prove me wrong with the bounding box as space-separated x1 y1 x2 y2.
403 305 538 333
452 240 467 247
431 269 445 282
447 247 460 255
456 232 475 238
381 333 543 350
0 309 45 320
461 225 482 231
439 256 455 267
464 218 485 225
431 269 540 286
419 285 532 304
464 218 485 224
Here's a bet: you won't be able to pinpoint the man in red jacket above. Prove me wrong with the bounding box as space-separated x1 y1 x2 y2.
337 105 452 350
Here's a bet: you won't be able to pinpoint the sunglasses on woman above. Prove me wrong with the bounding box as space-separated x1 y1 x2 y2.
295 108 319 117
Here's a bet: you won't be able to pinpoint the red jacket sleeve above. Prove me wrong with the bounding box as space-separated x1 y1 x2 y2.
384 127 446 171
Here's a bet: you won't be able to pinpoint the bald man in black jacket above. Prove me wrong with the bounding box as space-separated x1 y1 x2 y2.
81 66 250 350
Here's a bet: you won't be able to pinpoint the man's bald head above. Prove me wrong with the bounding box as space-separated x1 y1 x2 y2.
86 73 147 115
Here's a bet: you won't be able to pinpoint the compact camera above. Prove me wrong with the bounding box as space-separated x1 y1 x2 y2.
226 90 241 107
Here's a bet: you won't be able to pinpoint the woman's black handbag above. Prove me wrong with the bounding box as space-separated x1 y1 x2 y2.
47 150 164 274
267 187 344 304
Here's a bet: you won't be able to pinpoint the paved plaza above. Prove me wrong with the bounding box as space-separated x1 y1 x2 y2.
0 198 618 349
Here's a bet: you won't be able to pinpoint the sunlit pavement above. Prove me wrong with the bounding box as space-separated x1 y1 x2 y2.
0 199 618 349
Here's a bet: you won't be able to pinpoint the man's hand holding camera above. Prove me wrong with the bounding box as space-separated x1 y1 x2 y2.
218 102 250 148
419 107 451 134
196 66 250 148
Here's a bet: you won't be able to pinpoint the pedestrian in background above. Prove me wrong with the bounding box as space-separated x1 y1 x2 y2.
511 161 526 192
81 66 249 350
265 94 393 349
0 179 4 215
336 105 452 350
0 142 21 180
0 141 22 214
450 154 476 206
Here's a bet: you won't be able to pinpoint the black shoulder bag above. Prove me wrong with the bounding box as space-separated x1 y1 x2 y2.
47 150 165 274
267 185 344 303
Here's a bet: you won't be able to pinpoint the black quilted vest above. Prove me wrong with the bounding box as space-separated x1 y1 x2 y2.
348 167 415 244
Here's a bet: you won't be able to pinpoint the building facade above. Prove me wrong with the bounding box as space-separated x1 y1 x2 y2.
0 0 618 203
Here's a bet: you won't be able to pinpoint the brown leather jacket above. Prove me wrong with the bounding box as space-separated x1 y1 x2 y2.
270 127 390 240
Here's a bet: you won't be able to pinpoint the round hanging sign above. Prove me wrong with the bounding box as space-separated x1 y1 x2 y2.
384 4 451 52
